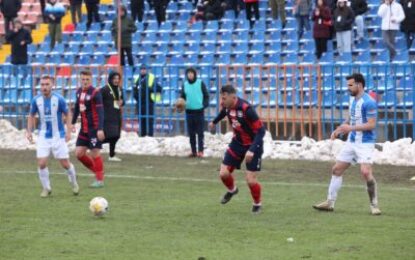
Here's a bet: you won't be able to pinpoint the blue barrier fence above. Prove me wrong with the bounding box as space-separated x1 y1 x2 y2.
0 64 414 141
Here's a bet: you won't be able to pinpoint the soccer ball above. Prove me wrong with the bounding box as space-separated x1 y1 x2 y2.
89 197 109 216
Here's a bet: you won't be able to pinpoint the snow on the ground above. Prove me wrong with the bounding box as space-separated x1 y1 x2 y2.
1 119 414 166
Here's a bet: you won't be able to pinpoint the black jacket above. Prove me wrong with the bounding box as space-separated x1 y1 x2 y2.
333 6 355 32
6 28 32 65
101 71 123 139
180 67 210 114
400 0 415 32
70 0 84 5
0 0 22 18
84 0 100 4
350 0 368 16
133 72 162 110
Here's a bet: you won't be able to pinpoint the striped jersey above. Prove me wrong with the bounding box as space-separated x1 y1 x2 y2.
348 93 377 143
29 93 68 139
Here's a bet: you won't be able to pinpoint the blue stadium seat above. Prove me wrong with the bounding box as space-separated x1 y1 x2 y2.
336 53 353 64
142 32 157 44
233 42 249 54
378 92 397 108
249 54 264 64
300 53 316 64
336 94 350 108
78 55 91 65
184 54 198 65
160 90 177 106
235 19 249 32
267 41 282 54
170 43 185 55
79 44 94 55
283 53 298 64
174 21 187 33
302 90 318 107
159 21 173 32
170 55 185 66
321 90 338 108
146 21 159 32
205 20 219 32
397 91 414 108
17 89 32 104
153 55 166 66
266 53 281 64
262 91 282 108
189 22 203 32
279 90 300 108
170 32 185 43
354 51 371 64
249 42 265 54
219 20 234 32
319 52 334 65
216 54 231 65
199 54 215 66
1 89 17 103
200 42 216 54
234 54 247 64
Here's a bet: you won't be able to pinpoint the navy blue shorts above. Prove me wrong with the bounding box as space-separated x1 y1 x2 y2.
76 131 102 149
223 140 263 172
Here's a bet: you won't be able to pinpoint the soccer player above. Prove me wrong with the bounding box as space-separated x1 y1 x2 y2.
26 75 79 198
313 73 381 215
72 70 105 188
209 85 266 214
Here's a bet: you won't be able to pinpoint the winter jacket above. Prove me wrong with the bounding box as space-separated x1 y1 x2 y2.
204 0 225 19
101 71 123 139
295 0 311 16
400 0 415 32
111 6 137 48
350 0 368 16
45 2 66 24
84 0 100 4
5 28 32 65
0 0 22 18
312 5 332 38
378 1 405 30
333 5 355 32
69 0 83 5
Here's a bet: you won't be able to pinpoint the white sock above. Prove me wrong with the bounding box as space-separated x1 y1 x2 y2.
38 167 51 190
66 164 77 186
327 175 343 207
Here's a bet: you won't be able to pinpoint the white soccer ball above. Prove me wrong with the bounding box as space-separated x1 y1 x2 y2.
89 197 109 216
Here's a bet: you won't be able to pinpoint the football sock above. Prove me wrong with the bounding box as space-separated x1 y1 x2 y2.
327 175 342 206
367 179 378 207
78 155 95 172
221 174 235 192
93 156 104 181
249 182 262 205
38 167 51 190
66 163 77 185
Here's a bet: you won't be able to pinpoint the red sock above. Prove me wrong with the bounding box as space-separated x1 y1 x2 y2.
93 156 104 181
221 174 235 192
249 183 262 205
78 155 95 172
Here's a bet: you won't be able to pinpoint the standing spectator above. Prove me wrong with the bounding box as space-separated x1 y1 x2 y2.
378 0 405 61
0 0 22 37
350 0 368 42
111 5 137 66
45 0 66 49
131 0 145 22
312 0 332 59
85 0 101 30
40 0 46 19
6 18 32 66
153 0 169 27
400 0 415 49
180 68 209 158
228 0 245 18
244 0 259 28
195 0 226 21
269 0 286 28
133 65 162 137
294 0 311 39
69 0 83 25
333 0 355 53
101 71 123 162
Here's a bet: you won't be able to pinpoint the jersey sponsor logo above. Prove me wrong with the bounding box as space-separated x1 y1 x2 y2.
91 137 97 147
229 110 236 117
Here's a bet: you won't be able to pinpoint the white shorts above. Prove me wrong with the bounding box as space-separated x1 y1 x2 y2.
37 137 69 159
336 142 375 164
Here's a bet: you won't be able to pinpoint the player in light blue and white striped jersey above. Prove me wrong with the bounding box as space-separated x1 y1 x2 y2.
313 73 381 215
26 75 79 198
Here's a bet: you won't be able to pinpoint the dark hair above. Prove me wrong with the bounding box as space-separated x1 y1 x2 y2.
80 70 92 77
220 84 236 94
40 75 54 82
346 73 365 88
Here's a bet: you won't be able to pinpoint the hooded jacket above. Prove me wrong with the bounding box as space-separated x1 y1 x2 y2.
333 2 355 32
101 71 123 139
111 5 137 48
6 27 33 65
180 67 210 113
400 0 415 32
0 0 22 19
378 0 405 30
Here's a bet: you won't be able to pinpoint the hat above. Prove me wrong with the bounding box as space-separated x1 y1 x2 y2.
140 64 147 69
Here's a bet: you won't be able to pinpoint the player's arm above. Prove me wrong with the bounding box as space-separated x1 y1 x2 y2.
245 107 265 163
94 91 105 141
26 99 38 143
201 82 210 109
336 101 377 136
209 108 227 130
71 91 80 126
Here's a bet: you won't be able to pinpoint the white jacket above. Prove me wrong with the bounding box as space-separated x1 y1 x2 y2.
377 1 405 30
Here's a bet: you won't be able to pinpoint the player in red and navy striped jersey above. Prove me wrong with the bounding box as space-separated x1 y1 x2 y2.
209 85 266 214
71 70 106 188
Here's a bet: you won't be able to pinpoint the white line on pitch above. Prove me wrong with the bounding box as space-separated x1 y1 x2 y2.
1 169 414 192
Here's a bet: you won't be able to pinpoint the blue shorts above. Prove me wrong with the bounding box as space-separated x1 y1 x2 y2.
76 131 102 149
223 140 263 172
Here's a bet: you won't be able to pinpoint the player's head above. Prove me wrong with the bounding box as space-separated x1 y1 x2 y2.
220 85 237 109
13 18 22 30
140 64 147 76
108 71 121 87
80 70 92 88
346 73 365 97
185 67 197 82
40 75 54 97
337 0 347 7
119 5 127 17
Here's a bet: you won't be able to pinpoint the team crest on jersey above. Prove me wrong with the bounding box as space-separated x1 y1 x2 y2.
237 111 243 118
229 110 236 117
86 95 91 101
91 138 97 147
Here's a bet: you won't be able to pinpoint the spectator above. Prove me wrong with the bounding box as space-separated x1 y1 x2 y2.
133 65 162 137
312 0 332 59
6 18 32 66
350 0 368 42
400 0 415 49
378 0 405 61
294 0 311 39
153 0 169 27
131 0 145 22
269 0 286 28
84 0 101 30
195 0 226 21
40 0 46 19
101 71 123 162
333 0 355 53
180 67 209 158
228 0 245 18
244 0 259 28
0 0 22 37
45 0 66 49
69 0 83 25
111 5 137 66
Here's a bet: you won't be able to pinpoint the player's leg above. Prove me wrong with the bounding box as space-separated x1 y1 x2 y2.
219 163 239 204
76 145 95 172
89 147 104 188
313 143 353 211
53 138 79 195
36 138 52 197
245 149 263 214
186 113 197 157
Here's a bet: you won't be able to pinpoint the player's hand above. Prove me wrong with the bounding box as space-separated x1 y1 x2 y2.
208 122 215 132
245 151 254 164
97 130 105 141
65 131 71 142
330 129 340 140
20 41 25 46
337 124 352 135
26 131 34 144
